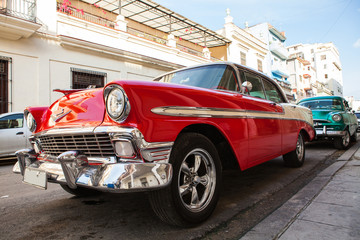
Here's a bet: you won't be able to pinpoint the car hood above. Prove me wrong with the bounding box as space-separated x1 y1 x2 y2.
311 110 340 120
35 88 105 133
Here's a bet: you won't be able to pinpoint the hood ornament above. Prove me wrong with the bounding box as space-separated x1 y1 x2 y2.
51 108 72 123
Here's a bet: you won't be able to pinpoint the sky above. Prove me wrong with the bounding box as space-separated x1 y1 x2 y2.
155 0 360 99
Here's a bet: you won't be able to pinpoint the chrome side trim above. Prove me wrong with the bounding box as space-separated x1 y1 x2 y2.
151 106 276 118
151 106 312 124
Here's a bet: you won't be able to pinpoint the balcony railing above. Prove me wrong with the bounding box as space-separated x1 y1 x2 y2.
56 2 217 60
177 44 204 58
56 2 115 28
0 0 36 22
127 28 167 45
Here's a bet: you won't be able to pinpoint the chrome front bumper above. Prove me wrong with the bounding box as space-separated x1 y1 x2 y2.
315 126 346 138
14 149 172 192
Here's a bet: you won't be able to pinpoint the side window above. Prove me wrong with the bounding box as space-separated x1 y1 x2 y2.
243 72 265 99
263 79 284 103
217 66 239 91
0 114 23 130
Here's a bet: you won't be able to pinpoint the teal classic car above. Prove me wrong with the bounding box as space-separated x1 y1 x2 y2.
298 96 358 149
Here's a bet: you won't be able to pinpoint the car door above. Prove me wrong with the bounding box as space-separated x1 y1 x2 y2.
240 70 282 166
0 113 29 157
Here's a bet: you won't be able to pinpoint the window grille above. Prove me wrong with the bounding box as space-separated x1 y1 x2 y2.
71 68 106 89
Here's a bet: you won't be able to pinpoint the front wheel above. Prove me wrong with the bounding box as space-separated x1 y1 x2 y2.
149 133 222 227
283 132 305 168
334 130 350 150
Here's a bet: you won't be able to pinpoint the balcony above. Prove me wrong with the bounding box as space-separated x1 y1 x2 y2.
269 42 289 60
56 1 216 63
0 0 41 40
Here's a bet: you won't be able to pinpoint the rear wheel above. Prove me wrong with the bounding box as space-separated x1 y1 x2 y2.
334 130 350 150
149 133 222 227
283 132 305 168
60 184 100 197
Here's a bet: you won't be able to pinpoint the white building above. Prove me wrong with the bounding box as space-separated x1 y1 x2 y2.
287 57 315 101
287 42 343 96
0 0 230 113
215 9 268 74
247 23 292 100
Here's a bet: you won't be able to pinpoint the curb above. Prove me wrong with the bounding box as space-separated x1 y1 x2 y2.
240 141 360 240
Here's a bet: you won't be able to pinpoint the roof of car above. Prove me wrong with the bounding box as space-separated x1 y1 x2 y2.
298 96 344 103
0 112 24 118
153 61 289 103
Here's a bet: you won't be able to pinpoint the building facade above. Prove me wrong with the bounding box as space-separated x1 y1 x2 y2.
0 0 230 113
287 42 343 96
247 22 292 100
215 9 268 74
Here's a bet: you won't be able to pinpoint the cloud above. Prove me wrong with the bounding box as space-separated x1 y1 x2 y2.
354 39 360 48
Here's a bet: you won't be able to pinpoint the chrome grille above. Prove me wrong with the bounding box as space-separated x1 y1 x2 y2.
36 133 115 157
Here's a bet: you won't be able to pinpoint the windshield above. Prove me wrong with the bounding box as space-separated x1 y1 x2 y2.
299 99 343 111
154 65 239 91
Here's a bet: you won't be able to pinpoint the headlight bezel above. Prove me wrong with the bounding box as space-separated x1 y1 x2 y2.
25 111 37 132
332 113 342 122
104 85 131 123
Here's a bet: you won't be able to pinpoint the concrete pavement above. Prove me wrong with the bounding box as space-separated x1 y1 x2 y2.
240 142 360 240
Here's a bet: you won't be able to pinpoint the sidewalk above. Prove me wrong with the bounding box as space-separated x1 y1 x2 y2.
240 142 360 240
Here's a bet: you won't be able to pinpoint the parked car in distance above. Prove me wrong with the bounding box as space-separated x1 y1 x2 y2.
355 111 360 132
298 96 358 149
13 62 315 226
0 112 31 158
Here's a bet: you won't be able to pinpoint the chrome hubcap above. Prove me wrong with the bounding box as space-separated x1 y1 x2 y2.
178 148 216 213
296 134 304 161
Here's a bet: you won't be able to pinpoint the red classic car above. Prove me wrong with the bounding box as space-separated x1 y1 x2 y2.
14 62 315 226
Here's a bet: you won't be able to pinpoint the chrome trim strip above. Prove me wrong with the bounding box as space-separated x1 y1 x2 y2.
151 106 309 121
313 119 331 123
151 105 314 130
151 106 283 118
34 127 97 136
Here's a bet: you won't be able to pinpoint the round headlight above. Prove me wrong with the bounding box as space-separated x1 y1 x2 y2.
106 86 130 122
26 112 36 132
332 114 342 122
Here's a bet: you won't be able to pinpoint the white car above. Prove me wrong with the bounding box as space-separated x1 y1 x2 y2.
0 112 31 158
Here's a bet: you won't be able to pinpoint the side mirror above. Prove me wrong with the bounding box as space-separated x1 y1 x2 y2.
242 81 253 94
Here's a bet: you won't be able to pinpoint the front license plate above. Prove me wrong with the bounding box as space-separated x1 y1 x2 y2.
23 168 47 190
